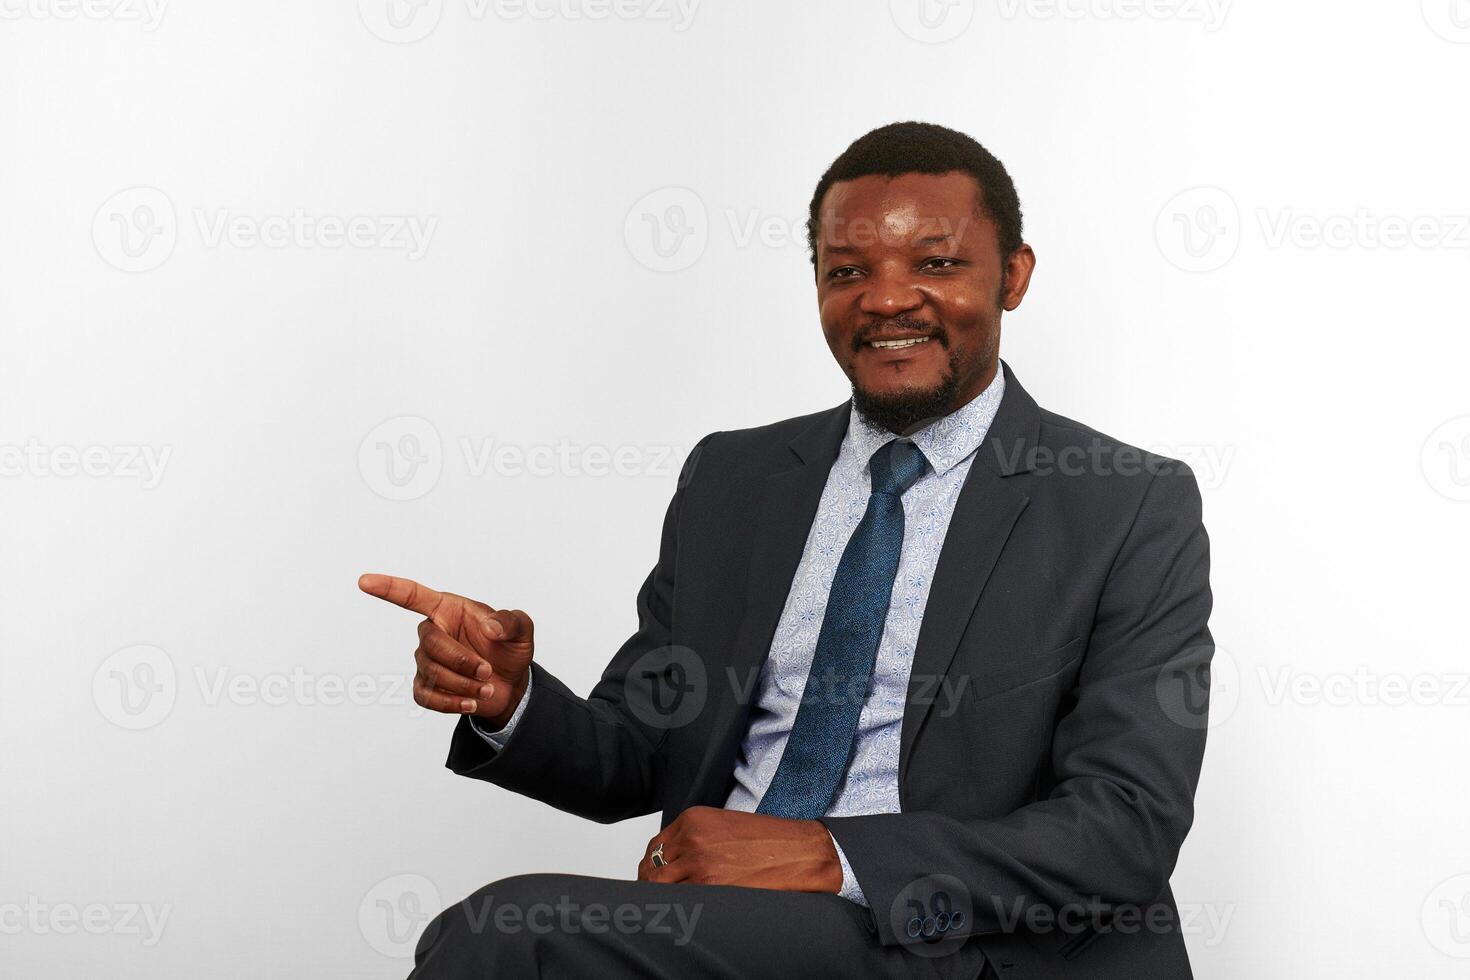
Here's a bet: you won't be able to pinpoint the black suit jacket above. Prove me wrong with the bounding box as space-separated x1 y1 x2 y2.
446 360 1214 979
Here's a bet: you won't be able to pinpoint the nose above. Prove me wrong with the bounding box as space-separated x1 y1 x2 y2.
857 265 924 318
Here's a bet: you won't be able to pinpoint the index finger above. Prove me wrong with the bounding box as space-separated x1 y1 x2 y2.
357 573 445 617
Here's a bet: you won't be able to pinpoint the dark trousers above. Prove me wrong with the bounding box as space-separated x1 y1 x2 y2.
408 873 992 979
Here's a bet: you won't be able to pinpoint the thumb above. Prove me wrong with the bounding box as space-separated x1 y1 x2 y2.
480 608 534 648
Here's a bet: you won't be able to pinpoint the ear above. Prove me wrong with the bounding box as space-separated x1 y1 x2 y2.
1001 244 1036 312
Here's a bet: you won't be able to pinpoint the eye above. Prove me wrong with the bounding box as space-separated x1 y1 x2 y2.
827 266 862 280
921 257 961 270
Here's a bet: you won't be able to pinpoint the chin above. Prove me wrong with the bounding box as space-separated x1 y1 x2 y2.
851 372 960 434
856 371 944 399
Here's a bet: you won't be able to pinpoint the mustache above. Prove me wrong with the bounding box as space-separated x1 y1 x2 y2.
852 316 946 349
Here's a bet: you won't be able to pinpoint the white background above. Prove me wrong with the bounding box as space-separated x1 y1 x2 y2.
3 1 1468 976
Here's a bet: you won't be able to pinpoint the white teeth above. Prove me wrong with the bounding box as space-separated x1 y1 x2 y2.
868 337 931 349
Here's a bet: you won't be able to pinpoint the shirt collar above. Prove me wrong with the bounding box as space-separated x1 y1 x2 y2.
845 366 1007 479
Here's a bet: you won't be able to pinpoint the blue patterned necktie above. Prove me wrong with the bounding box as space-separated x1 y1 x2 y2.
756 437 930 820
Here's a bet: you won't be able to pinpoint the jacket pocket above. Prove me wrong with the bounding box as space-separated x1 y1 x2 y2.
969 636 1084 701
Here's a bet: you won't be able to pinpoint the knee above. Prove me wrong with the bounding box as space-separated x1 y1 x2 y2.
413 874 578 976
472 873 581 912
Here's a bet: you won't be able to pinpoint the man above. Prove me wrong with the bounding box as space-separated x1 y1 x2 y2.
360 120 1214 978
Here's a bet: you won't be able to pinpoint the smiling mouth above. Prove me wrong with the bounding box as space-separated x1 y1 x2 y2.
866 336 933 350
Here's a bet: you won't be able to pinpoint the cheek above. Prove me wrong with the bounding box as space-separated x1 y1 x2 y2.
817 292 838 327
930 290 983 337
937 273 1003 327
958 267 1001 305
817 298 847 347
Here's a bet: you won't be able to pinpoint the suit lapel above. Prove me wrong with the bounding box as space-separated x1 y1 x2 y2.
683 401 850 812
897 361 1042 795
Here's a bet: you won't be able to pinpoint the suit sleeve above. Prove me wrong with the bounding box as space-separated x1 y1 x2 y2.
442 431 718 824
821 463 1214 950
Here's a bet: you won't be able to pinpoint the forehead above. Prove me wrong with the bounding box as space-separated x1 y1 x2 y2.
817 171 988 249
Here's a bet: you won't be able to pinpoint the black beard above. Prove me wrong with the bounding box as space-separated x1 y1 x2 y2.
850 344 964 436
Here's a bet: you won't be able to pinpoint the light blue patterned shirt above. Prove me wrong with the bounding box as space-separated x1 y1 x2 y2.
474 368 1007 908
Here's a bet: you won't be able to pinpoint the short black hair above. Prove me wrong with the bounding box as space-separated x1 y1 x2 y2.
806 121 1024 278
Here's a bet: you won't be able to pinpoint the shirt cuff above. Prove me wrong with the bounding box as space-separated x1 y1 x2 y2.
467 672 533 750
828 830 869 907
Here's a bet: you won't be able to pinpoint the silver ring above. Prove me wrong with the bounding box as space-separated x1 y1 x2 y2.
651 842 666 868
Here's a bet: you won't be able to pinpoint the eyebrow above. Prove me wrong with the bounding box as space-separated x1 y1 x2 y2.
822 233 958 255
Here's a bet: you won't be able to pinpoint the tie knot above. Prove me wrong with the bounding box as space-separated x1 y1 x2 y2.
869 438 928 497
